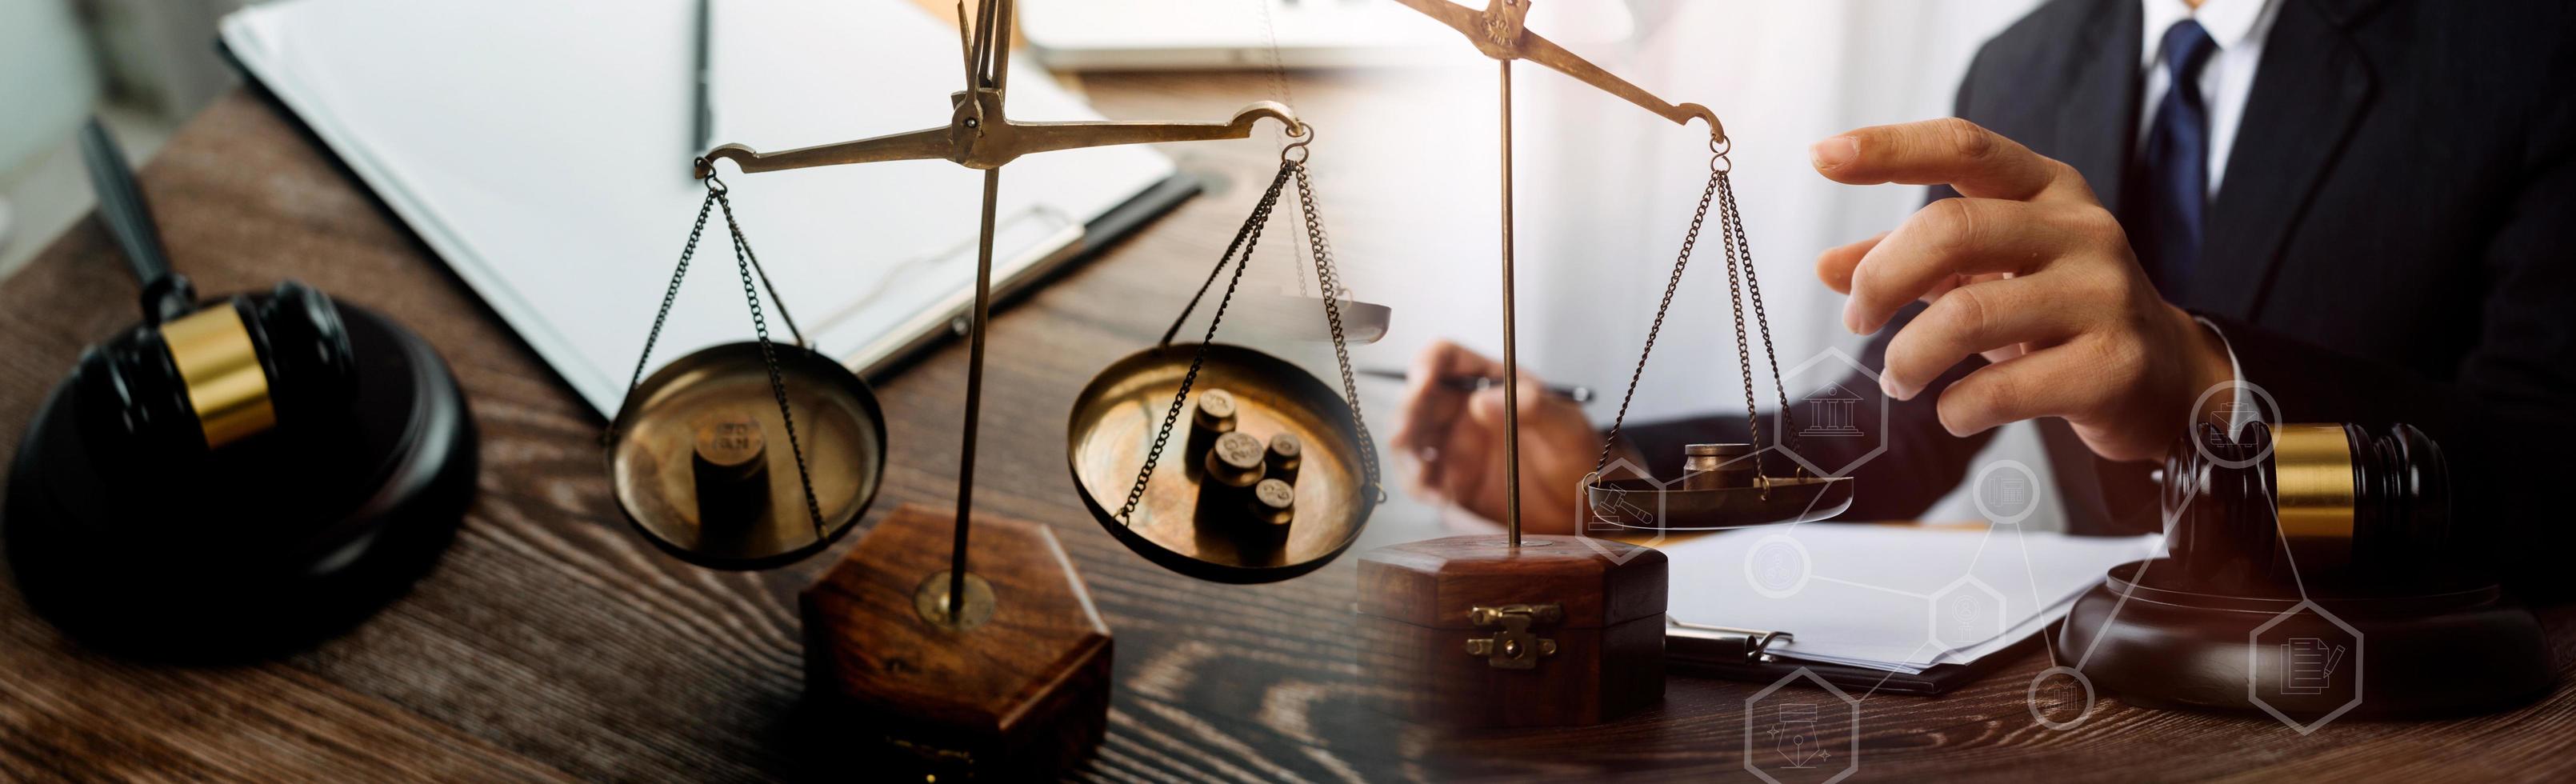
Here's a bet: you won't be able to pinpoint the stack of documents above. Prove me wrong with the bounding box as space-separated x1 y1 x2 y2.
222 0 1178 413
1662 524 2161 674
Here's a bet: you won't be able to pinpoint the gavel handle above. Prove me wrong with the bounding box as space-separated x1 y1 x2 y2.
78 117 194 324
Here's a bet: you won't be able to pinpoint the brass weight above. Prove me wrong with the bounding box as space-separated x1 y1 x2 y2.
1186 389 1239 479
1204 431 1268 497
1242 478 1296 550
1680 443 1754 490
691 411 771 529
1265 433 1302 485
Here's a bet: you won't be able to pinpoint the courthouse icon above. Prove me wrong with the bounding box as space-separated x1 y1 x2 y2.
1802 384 1864 438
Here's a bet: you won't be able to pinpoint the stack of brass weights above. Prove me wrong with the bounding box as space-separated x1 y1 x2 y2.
1187 390 1303 550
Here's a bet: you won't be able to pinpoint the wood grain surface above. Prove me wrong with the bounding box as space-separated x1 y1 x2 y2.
2 70 2573 782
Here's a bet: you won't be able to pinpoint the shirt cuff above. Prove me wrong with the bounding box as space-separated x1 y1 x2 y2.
2192 315 2257 439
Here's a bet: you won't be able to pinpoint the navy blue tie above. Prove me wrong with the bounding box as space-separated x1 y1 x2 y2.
2137 20 2218 291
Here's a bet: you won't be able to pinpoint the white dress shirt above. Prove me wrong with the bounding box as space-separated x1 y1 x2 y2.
2135 0 2284 198
2136 0 2283 434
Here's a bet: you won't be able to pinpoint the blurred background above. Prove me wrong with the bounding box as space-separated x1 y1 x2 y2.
1248 0 2062 536
0 0 2058 530
0 0 246 278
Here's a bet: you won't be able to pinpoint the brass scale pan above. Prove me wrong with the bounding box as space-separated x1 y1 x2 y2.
605 342 886 570
1585 474 1854 531
1068 342 1374 584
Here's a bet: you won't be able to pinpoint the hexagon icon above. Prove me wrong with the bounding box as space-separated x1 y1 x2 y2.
1927 577 2009 651
2249 599 2364 734
1970 459 2044 526
1744 667 1862 784
1743 534 1813 599
1772 347 1890 479
1573 458 1670 565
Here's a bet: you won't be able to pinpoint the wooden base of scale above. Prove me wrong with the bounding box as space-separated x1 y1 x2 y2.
1355 534 1668 727
799 504 1113 781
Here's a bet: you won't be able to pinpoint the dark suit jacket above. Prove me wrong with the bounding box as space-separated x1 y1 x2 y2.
1628 0 2576 577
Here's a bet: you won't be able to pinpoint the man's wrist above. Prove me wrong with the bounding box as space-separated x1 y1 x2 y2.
2182 311 2249 437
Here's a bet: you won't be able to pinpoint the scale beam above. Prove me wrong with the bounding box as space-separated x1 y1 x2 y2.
1387 0 1721 139
696 0 1297 178
697 97 1298 176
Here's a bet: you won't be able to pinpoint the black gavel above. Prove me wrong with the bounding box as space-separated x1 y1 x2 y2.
2162 421 2462 593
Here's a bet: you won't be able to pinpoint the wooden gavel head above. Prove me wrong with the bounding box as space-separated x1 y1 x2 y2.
72 280 358 459
2163 421 2459 592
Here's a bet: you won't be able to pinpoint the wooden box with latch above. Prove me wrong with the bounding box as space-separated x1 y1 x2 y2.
1354 534 1666 727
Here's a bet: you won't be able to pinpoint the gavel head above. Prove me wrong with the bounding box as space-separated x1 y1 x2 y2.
72 280 359 460
2162 421 2459 592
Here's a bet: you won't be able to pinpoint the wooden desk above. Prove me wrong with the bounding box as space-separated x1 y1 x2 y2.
2 78 2572 782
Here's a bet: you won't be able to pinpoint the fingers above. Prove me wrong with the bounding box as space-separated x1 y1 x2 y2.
1933 337 2126 438
1878 274 2091 400
1465 380 1595 530
1390 339 1496 455
1814 231 1886 295
1392 340 1599 526
1420 397 1494 505
1842 198 2098 334
1810 118 2079 202
1422 338 1510 379
1462 380 1584 465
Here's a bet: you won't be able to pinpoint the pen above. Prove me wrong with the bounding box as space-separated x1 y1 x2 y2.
692 0 714 157
1358 368 1594 404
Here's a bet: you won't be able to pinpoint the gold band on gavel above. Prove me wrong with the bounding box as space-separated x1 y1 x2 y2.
160 305 275 449
2272 424 2357 541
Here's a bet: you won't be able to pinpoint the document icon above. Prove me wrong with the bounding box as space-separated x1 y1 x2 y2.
2279 638 2347 695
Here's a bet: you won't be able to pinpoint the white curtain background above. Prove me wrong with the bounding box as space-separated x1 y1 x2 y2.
1333 0 2066 537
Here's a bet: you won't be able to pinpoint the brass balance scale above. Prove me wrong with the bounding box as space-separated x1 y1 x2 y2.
598 0 1855 766
598 0 1393 774
1348 0 1854 730
1381 0 1856 540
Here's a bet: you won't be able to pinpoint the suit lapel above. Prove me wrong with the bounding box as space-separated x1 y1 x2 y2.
2039 1 2143 536
2194 0 2377 316
2055 0 2145 218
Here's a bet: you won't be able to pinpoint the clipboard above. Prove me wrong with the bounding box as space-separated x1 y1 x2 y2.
217 0 1197 415
1664 620 2035 696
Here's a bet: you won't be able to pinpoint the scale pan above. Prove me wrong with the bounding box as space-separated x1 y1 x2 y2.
1068 343 1374 584
606 342 886 570
1584 474 1854 531
1226 290 1393 344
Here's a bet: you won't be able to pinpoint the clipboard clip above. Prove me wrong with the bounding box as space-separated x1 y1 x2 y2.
1670 619 1794 664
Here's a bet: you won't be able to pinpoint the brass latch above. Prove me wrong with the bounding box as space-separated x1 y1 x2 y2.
1464 604 1562 670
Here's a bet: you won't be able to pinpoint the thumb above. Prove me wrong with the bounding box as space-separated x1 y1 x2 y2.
1466 386 1510 429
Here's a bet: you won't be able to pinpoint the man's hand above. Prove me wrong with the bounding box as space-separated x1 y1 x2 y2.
1811 118 2234 462
1388 340 1601 533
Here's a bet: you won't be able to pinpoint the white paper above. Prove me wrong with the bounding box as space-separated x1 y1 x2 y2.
1664 524 2161 673
222 0 1174 413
